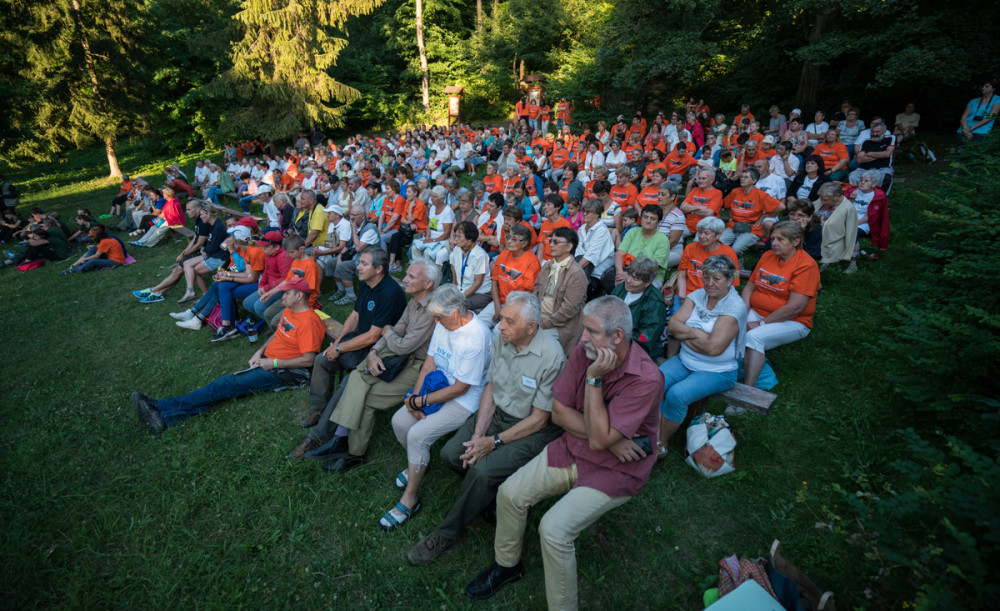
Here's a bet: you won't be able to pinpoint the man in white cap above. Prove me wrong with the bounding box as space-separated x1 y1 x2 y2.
313 202 352 278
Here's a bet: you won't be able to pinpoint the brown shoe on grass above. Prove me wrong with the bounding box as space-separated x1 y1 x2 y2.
406 531 458 566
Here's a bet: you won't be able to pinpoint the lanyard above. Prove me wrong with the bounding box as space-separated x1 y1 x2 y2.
460 249 471 281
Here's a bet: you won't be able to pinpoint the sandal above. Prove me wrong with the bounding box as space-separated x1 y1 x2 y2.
393 469 408 491
176 291 197 304
379 500 422 531
656 442 669 461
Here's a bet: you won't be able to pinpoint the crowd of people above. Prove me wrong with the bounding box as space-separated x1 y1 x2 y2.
3 83 995 610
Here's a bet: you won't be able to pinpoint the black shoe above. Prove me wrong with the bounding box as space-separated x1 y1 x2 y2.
132 391 166 435
465 562 525 601
323 454 368 473
304 435 349 461
210 325 240 343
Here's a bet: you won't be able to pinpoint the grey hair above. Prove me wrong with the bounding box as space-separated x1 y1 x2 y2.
626 256 659 284
272 192 290 207
408 260 442 288
360 246 389 275
471 180 485 193
487 161 499 172
817 182 843 198
660 180 681 196
860 170 881 184
582 296 633 339
431 185 448 201
701 254 737 282
503 291 541 326
696 216 726 234
582 199 603 215
444 176 459 189
591 165 608 178
428 284 468 317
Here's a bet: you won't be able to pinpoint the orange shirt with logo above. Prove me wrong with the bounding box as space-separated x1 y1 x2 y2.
538 217 572 260
723 188 781 236
682 187 724 233
265 308 326 360
483 174 504 194
813 142 848 171
665 151 698 176
748 248 820 328
678 241 740 293
493 249 541 303
610 182 639 211
637 185 660 207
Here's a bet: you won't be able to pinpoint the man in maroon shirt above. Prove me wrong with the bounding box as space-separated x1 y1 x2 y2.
465 296 663 608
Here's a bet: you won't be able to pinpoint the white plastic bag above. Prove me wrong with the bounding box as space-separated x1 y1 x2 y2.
685 413 736 478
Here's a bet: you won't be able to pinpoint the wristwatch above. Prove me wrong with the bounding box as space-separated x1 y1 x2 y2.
493 434 504 448
586 377 603 388
334 345 343 354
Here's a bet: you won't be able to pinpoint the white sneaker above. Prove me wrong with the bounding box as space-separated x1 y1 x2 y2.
176 317 203 330
724 405 747 416
170 310 195 321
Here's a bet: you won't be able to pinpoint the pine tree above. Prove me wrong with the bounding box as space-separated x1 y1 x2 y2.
4 0 153 176
205 0 386 141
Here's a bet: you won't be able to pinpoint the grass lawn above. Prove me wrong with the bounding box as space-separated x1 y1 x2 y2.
1 140 940 608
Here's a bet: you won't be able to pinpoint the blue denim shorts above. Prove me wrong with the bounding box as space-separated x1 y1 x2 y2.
203 256 225 271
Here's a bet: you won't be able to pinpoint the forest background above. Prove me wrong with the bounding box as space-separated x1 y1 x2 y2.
1 1 999 609
2 0 998 176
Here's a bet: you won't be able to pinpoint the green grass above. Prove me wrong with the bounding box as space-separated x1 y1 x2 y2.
1 140 941 608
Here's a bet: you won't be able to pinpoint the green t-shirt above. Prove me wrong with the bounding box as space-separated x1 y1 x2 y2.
619 228 671 283
46 229 70 260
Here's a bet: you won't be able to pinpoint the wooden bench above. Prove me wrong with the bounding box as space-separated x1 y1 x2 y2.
322 316 343 341
712 382 776 415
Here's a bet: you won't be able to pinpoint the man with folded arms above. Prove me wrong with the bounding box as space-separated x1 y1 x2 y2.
131 278 324 434
406 292 565 566
464 296 663 609
287 260 439 464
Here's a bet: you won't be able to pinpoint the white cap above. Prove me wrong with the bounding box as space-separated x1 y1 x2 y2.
256 185 272 195
226 225 251 241
324 203 344 214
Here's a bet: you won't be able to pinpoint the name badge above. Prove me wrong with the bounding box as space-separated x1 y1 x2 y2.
521 375 537 389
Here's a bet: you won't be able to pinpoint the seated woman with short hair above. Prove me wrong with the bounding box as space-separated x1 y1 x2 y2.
62 225 125 274
658 254 745 456
611 255 667 360
738 221 821 411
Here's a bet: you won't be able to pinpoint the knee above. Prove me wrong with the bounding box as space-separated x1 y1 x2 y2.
538 510 569 545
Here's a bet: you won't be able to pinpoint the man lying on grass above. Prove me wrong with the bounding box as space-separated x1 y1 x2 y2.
131 277 325 434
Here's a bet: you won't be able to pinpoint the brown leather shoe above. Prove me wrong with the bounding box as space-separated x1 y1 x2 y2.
299 410 322 428
286 438 320 460
406 531 458 566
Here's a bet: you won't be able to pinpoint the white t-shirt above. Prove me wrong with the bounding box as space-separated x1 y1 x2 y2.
576 221 614 278
194 166 210 184
805 121 829 147
851 190 874 232
328 217 352 242
796 176 817 200
756 174 787 201
450 245 492 295
679 307 738 373
770 154 800 179
261 199 279 226
427 204 455 240
427 317 493 412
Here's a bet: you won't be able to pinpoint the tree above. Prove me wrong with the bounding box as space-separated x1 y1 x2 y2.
1 0 154 176
415 0 430 111
203 0 386 141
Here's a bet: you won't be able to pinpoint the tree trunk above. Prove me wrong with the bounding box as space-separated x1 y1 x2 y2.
415 0 430 112
476 0 482 28
72 0 122 177
795 11 833 108
105 138 123 178
519 58 525 82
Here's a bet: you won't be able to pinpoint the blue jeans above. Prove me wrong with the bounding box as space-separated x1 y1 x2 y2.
238 195 257 212
218 281 258 323
67 247 120 273
157 368 287 427
193 281 225 317
243 290 283 319
206 186 224 204
658 356 737 422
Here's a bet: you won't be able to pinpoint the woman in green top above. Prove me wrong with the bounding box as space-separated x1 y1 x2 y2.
611 256 667 359
603 204 671 293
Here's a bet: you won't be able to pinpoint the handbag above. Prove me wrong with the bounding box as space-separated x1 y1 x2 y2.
404 369 451 415
375 352 411 383
733 221 753 234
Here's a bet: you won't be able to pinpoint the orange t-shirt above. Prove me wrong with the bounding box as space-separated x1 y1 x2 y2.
285 257 323 307
493 249 541 303
723 188 781 236
483 174 504 194
749 248 821 328
232 245 266 273
636 185 660 207
381 194 405 231
647 140 667 156
741 149 765 165
119 180 132 195
503 176 520 194
623 142 644 157
682 187 724 233
538 217 572 261
813 142 848 172
97 238 126 264
528 102 541 119
678 241 740 292
515 101 526 117
408 199 429 233
265 308 326 360
540 105 551 121
665 151 698 176
550 148 570 170
610 182 639 210
643 162 667 181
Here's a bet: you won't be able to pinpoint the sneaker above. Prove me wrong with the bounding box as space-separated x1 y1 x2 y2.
334 294 354 306
139 293 164 303
131 392 166 435
724 405 747 416
133 288 152 299
176 317 203 330
4 250 15 258
329 289 346 302
388 263 402 273
210 325 241 342
170 309 195 321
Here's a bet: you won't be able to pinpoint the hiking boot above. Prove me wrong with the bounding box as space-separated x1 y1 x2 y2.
406 532 458 566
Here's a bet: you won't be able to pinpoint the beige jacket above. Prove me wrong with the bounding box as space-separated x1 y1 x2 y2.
819 196 858 263
533 258 588 356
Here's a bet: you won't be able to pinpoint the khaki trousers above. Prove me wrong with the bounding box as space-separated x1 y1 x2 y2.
494 450 631 611
328 355 422 456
